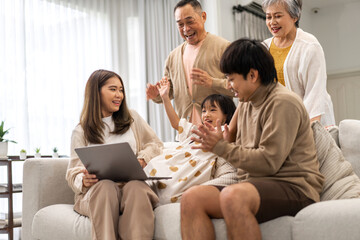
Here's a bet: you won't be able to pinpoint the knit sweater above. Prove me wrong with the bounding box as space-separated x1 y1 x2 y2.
153 33 233 121
66 109 163 199
213 83 324 202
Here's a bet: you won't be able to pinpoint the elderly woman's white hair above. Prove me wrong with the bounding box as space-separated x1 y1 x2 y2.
262 0 302 27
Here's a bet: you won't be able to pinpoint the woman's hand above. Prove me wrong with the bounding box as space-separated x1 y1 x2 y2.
138 158 147 168
81 168 98 188
146 82 160 100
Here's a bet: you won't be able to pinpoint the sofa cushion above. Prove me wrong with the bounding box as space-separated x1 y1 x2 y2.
312 121 360 200
32 204 91 240
339 119 360 177
154 203 293 240
293 199 360 240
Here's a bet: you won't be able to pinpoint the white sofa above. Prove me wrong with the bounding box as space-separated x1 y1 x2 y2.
22 119 360 240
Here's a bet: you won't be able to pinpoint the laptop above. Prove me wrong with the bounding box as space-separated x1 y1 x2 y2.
75 142 171 182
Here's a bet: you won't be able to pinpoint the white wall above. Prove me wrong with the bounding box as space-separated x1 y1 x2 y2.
302 1 360 123
302 1 360 74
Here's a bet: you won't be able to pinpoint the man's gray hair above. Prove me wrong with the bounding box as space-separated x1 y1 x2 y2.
262 0 302 28
174 0 202 14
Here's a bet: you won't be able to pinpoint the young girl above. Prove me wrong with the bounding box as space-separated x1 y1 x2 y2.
145 77 238 205
66 69 162 240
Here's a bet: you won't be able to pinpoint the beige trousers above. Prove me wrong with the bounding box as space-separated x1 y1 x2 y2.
74 180 159 240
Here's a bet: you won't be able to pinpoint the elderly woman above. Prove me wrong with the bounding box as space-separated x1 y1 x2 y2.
262 0 335 126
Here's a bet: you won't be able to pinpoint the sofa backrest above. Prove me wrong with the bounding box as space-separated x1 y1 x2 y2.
339 119 360 177
22 158 74 240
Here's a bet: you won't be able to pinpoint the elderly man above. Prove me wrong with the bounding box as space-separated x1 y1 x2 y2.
180 39 324 240
146 0 233 126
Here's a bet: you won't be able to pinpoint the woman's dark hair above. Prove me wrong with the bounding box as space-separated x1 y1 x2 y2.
80 69 133 144
220 38 277 86
201 94 236 124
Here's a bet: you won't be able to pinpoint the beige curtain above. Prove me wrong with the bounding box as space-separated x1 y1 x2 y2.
140 0 183 142
234 9 271 41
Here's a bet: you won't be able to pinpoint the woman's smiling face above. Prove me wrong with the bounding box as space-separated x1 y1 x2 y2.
265 3 297 39
100 76 124 117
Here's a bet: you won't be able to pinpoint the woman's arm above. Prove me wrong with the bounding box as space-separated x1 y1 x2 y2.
158 77 180 130
131 110 163 163
66 126 93 194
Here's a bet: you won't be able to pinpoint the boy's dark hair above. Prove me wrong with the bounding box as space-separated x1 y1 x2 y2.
201 94 236 125
174 0 202 13
220 38 277 86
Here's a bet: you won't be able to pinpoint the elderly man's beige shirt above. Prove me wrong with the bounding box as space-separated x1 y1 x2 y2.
153 33 233 123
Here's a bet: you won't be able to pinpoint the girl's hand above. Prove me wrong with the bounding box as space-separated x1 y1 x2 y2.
81 168 98 188
157 77 171 100
146 82 160 100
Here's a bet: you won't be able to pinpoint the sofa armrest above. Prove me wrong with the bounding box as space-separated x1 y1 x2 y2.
22 158 74 240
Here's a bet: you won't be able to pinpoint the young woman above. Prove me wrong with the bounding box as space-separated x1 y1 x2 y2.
66 69 163 240
145 77 238 205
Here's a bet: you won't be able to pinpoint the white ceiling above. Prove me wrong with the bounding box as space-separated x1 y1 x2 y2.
304 0 359 9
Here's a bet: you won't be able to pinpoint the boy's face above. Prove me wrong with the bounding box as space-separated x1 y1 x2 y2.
226 71 259 102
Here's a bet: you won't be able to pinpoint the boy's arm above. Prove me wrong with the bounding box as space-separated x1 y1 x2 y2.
159 77 180 130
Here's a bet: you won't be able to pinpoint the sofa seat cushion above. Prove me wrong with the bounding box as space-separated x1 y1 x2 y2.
32 204 91 240
154 203 293 240
293 199 360 240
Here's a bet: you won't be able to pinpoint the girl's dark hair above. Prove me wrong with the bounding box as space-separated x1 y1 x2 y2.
201 94 236 124
220 38 277 86
80 69 133 144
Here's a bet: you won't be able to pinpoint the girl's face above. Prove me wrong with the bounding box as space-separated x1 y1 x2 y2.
201 101 226 127
100 76 124 117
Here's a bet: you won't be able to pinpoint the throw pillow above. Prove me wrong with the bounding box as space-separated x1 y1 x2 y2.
311 121 360 201
327 125 339 147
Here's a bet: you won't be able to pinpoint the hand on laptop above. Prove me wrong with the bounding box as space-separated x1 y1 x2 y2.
81 168 99 187
138 158 147 168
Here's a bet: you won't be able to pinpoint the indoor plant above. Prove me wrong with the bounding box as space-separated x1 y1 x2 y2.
0 121 17 158
52 147 59 158
20 149 27 160
34 147 41 158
